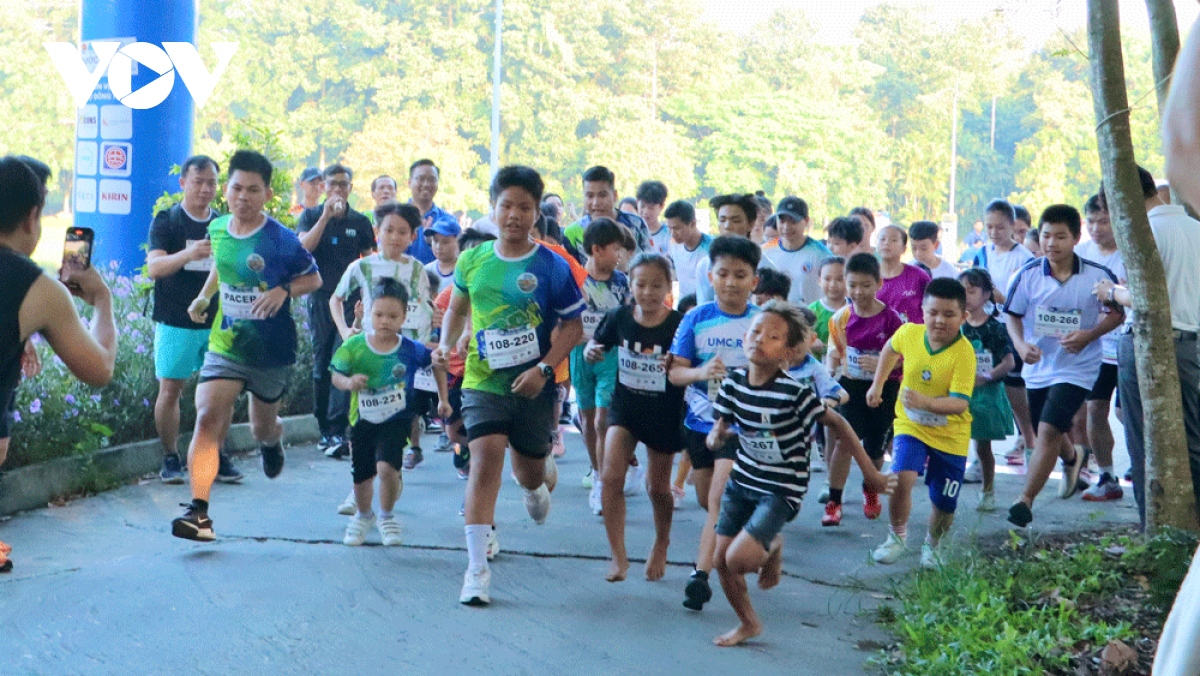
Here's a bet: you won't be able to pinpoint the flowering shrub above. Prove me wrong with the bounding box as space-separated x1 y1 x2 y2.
4 264 315 470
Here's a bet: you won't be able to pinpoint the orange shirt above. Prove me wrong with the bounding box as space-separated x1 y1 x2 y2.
537 238 587 382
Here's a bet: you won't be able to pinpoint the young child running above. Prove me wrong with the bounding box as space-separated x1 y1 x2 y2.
670 292 699 509
867 278 976 568
1004 205 1123 528
808 256 847 362
587 253 686 582
708 301 891 646
573 218 632 515
669 235 762 611
957 268 1015 510
791 305 849 483
824 253 904 526
331 201 435 471
876 224 931 323
331 279 450 546
908 221 959 279
752 268 791 307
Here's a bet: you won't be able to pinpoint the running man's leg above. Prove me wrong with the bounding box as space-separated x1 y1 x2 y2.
188 378 243 503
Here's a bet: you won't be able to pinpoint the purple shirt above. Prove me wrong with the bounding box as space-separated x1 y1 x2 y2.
878 264 930 324
833 304 905 382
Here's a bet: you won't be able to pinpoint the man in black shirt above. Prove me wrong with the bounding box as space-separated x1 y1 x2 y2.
146 155 242 484
297 164 376 452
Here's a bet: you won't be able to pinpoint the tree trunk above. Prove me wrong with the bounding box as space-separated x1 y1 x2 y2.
1088 0 1198 533
1146 0 1187 209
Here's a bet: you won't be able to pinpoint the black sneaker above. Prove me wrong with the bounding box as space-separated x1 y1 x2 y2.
324 437 350 459
216 453 245 483
171 503 215 541
683 570 712 611
1007 502 1033 528
261 443 285 479
160 453 185 484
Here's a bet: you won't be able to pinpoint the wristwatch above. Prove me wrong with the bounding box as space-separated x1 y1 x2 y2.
279 281 292 296
537 362 554 380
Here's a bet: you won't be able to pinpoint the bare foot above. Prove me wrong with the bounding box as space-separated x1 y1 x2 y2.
644 540 669 581
713 622 762 647
606 558 629 582
758 538 783 590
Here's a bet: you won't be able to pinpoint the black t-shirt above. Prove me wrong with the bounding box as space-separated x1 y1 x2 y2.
0 246 44 408
592 305 686 422
148 204 217 329
297 205 376 295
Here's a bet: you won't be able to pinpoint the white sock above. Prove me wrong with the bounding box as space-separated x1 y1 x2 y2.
356 511 374 520
1100 466 1114 480
379 511 393 520
465 524 490 571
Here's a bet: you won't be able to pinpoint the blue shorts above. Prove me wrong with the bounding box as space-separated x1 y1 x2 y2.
891 434 967 514
154 323 210 380
569 345 617 410
715 479 798 549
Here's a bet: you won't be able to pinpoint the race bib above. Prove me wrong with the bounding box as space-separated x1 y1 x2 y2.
618 347 666 393
402 300 426 331
582 311 604 341
220 284 262 321
479 325 539 369
358 384 406 424
414 365 437 393
1033 307 1082 338
904 406 948 427
975 351 993 377
845 347 878 380
183 240 213 272
739 430 784 464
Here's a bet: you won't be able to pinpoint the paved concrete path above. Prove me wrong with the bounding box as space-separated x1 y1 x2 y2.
0 423 1137 676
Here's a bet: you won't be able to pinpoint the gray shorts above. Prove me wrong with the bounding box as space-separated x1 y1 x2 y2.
461 388 557 459
198 352 289 403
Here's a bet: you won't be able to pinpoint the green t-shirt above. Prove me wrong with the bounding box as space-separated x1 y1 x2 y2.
454 242 585 396
207 215 317 368
807 298 844 361
330 333 432 425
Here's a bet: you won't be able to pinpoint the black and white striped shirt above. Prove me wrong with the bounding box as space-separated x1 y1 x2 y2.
713 368 825 507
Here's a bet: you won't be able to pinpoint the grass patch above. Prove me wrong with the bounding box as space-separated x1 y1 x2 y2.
874 528 1197 675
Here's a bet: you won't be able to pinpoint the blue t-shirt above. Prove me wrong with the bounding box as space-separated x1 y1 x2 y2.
669 302 760 433
787 354 846 402
406 202 458 265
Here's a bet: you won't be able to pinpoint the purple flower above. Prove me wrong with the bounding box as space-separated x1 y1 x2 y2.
109 260 119 270
29 398 41 414
142 398 150 407
12 410 21 423
113 399 120 407
115 286 130 299
126 312 139 322
65 394 76 404
135 344 147 354
90 394 101 403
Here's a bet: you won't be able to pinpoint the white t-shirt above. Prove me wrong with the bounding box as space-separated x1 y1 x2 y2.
923 258 959 280
974 242 1034 295
760 237 833 306
334 253 434 341
1147 205 1200 332
1076 240 1125 364
646 223 672 257
669 233 712 300
425 260 456 293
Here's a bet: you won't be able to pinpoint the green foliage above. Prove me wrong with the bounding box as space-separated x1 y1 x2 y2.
3 265 313 470
876 532 1190 675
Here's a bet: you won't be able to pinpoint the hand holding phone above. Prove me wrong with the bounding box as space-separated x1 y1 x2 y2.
60 227 93 277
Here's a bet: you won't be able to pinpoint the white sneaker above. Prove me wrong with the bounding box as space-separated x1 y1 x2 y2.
963 462 983 484
343 514 374 546
624 463 645 497
582 468 594 488
920 542 942 569
460 566 491 606
377 515 402 546
337 491 356 516
810 453 826 473
525 484 552 524
486 527 500 560
589 480 603 516
817 482 831 504
977 490 996 512
872 532 907 564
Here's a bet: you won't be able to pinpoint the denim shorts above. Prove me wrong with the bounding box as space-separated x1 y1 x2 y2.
715 479 798 549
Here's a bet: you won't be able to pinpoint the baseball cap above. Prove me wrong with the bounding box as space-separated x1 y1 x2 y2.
425 221 462 238
299 167 322 183
773 196 809 222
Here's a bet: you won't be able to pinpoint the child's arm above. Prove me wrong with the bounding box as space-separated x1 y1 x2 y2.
584 339 607 363
820 407 895 494
706 416 733 451
979 351 1015 388
330 295 355 340
331 372 368 392
1060 306 1125 354
865 342 902 407
900 388 969 416
1005 313 1041 364
433 362 452 419
434 291 470 368
668 356 725 387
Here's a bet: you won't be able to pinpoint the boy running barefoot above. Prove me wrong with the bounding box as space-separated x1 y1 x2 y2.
588 253 685 582
1003 205 1123 528
823 253 904 526
669 235 761 611
331 279 450 546
435 166 585 606
573 218 632 515
867 279 976 568
708 302 891 646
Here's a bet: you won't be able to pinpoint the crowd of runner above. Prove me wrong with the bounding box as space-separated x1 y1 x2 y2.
2 149 1199 648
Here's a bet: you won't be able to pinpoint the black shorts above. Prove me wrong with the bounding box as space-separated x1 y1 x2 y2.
685 427 737 470
1088 363 1119 402
350 415 413 484
1027 383 1089 434
609 406 683 453
1004 355 1025 387
839 378 899 460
